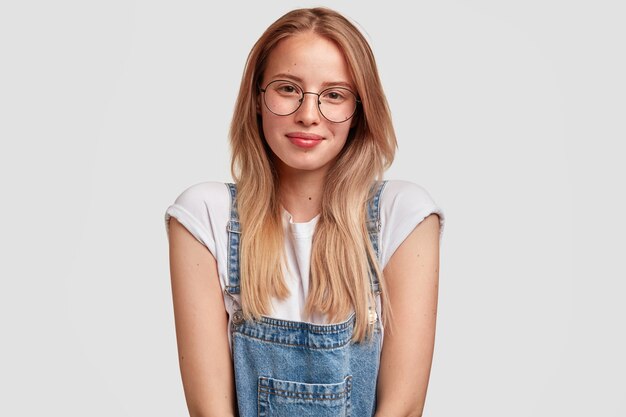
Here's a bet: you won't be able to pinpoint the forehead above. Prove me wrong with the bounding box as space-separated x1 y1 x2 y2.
262 32 353 87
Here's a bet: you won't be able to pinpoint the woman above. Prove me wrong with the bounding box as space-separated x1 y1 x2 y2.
165 7 445 416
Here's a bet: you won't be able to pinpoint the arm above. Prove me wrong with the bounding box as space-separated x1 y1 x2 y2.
375 213 441 417
168 217 238 417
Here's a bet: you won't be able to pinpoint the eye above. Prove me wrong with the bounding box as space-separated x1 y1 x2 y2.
272 82 301 96
322 89 347 103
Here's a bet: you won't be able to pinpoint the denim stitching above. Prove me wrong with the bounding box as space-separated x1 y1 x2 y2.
233 332 356 350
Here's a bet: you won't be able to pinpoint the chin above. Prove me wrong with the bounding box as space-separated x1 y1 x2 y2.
277 157 331 173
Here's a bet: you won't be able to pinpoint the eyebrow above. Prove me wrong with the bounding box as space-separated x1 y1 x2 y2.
268 73 356 90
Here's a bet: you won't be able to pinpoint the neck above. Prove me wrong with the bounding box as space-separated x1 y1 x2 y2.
277 165 327 223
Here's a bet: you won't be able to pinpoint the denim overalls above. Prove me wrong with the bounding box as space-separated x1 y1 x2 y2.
224 181 387 417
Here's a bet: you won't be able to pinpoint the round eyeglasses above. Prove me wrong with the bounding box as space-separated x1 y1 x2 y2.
259 79 360 123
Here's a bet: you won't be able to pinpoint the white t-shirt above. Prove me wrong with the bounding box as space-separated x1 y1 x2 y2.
164 180 445 353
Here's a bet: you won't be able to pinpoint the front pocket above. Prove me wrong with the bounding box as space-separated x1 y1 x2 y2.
257 375 352 417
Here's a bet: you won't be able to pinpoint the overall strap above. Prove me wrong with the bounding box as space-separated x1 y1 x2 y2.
225 180 388 296
366 180 388 295
225 183 241 294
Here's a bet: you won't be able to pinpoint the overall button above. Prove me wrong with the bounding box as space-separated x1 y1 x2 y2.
232 310 245 326
368 307 378 324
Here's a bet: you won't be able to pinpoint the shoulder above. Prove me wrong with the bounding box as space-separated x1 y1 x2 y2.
378 180 445 268
381 180 444 223
171 181 232 208
164 181 231 255
381 179 436 203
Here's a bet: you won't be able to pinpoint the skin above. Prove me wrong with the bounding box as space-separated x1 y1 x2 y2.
258 32 355 221
167 31 441 417
375 213 441 417
168 217 237 416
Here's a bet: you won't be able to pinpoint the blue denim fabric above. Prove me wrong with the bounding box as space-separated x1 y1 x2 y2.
225 181 387 417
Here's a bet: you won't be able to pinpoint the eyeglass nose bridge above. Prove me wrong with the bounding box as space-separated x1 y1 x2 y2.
297 91 323 107
292 91 324 120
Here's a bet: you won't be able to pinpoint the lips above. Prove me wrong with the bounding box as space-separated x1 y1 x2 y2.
286 132 323 149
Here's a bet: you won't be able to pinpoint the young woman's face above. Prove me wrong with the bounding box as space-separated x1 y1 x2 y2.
258 32 356 177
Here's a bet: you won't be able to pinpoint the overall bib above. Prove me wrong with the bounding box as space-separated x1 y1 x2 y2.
225 181 387 417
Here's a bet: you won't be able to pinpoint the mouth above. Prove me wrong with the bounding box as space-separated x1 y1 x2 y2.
286 132 324 149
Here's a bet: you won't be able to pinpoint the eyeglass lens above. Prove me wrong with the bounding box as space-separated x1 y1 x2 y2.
263 80 357 122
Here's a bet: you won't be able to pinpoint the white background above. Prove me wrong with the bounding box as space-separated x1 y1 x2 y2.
1 0 624 415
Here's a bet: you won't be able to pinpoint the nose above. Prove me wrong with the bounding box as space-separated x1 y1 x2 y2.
294 92 321 125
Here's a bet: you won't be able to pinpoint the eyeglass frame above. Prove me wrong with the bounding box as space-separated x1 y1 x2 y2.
258 79 361 123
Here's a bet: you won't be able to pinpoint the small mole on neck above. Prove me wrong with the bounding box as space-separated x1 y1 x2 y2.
308 197 312 200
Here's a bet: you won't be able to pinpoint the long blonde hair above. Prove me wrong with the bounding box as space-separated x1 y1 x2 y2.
229 7 397 342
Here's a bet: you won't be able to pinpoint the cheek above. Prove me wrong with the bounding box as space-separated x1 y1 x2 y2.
260 112 284 148
332 124 352 146
260 113 274 134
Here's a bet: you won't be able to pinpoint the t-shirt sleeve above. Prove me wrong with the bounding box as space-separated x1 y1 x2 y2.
164 182 229 259
379 180 446 269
